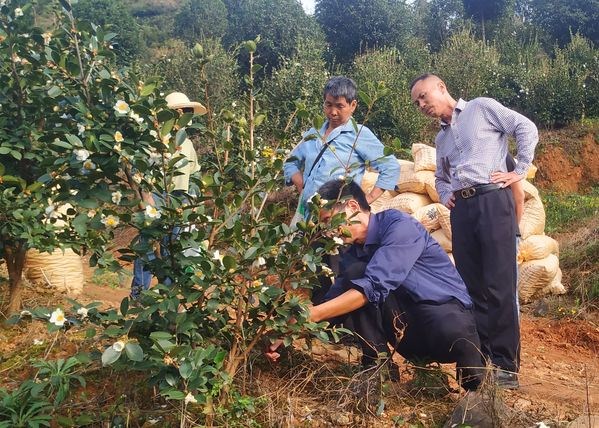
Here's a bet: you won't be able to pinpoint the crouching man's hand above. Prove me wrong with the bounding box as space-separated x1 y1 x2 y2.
264 339 284 363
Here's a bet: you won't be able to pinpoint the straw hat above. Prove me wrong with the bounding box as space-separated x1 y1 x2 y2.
165 92 207 115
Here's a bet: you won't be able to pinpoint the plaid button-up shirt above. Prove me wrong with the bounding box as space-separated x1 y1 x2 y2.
434 98 538 205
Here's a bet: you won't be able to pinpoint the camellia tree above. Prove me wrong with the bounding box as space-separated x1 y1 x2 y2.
1 1 349 423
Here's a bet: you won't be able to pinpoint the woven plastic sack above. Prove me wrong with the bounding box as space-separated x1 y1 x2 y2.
527 164 538 180
522 179 540 201
25 248 84 295
519 196 546 239
518 254 559 303
370 190 398 213
431 229 452 253
517 234 559 264
541 268 566 296
412 143 436 172
397 162 430 194
361 170 379 193
437 204 452 240
413 203 448 233
381 192 432 214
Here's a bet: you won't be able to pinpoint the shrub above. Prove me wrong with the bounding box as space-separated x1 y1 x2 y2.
433 28 502 100
261 36 329 140
352 47 433 151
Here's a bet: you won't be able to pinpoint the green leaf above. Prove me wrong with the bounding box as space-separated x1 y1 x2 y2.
58 0 72 12
10 150 22 160
101 346 121 366
0 163 5 175
65 134 82 147
140 82 156 97
244 247 258 260
48 86 62 98
149 331 173 340
161 118 175 138
0 147 10 155
222 255 237 270
120 298 128 316
254 114 266 127
312 115 324 131
85 328 96 339
125 342 143 362
52 139 73 150
103 326 122 337
179 361 192 379
175 128 187 147
162 389 186 400
177 113 193 128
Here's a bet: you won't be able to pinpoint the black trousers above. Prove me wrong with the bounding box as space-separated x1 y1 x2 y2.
451 187 520 373
335 259 484 391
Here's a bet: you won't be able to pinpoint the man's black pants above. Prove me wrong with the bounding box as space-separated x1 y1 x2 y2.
336 259 484 391
451 187 520 373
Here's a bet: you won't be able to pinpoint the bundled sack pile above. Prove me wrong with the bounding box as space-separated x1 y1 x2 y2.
23 203 85 296
361 143 565 304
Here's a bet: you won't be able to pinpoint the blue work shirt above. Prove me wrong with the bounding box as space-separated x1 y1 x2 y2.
284 119 400 216
328 209 472 308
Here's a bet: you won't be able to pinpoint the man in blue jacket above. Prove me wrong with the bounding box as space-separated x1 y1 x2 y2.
267 179 485 391
284 76 399 221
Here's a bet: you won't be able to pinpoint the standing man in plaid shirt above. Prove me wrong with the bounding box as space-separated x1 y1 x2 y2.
410 74 538 389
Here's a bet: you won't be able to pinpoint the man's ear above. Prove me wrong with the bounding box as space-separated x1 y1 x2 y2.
346 199 361 212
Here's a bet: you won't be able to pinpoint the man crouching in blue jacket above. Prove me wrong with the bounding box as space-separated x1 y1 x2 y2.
266 179 484 391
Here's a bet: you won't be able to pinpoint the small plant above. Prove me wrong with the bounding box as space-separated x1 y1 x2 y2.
0 382 53 428
31 355 88 406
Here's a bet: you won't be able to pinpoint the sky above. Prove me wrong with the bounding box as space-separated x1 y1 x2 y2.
300 0 315 15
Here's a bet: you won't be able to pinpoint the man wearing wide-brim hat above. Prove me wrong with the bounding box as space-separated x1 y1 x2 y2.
130 92 206 299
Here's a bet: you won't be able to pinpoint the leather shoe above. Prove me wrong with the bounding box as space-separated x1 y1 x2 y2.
495 370 519 389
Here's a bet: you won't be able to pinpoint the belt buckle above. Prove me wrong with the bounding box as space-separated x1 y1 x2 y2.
461 187 476 199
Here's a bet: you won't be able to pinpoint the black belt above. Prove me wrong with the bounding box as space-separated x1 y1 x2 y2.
454 183 501 200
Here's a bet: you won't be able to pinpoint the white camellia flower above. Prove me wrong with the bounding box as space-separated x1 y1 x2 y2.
333 237 344 246
113 100 130 115
82 159 96 171
77 123 86 136
49 308 66 326
73 148 90 161
45 205 58 219
42 32 52 46
14 8 23 17
129 111 143 124
111 190 122 205
87 209 97 218
145 205 161 219
114 131 124 143
184 392 197 405
112 341 125 352
20 310 32 318
251 257 266 270
77 307 88 318
212 250 224 267
132 172 143 184
148 150 162 166
101 214 120 228
113 142 122 152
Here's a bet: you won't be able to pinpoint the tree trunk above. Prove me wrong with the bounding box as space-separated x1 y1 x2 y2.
3 242 27 316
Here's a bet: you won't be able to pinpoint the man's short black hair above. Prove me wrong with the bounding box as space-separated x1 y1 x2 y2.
317 179 371 212
323 76 357 103
409 73 437 91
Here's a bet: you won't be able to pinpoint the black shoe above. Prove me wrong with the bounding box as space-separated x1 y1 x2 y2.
495 370 519 389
